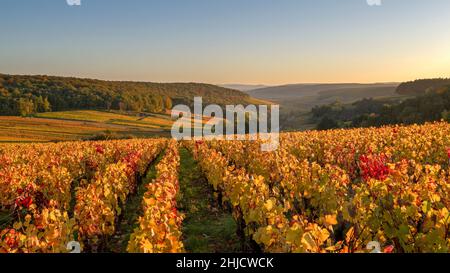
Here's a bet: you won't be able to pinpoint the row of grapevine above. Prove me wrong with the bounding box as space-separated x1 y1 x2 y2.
0 139 166 253
127 140 184 253
0 141 122 252
282 122 450 177
74 140 166 248
186 141 332 253
188 122 450 253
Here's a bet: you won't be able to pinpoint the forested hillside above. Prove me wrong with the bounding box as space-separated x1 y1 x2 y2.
0 74 253 116
312 85 450 130
396 78 450 96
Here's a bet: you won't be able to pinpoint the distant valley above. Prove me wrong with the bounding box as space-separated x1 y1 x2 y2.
219 84 270 92
244 83 403 111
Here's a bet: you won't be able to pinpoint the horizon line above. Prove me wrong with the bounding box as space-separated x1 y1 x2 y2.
1 71 436 87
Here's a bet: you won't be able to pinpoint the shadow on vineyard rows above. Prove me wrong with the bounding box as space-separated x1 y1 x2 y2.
105 150 166 253
178 148 246 253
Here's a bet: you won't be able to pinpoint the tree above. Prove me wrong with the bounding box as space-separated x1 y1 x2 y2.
17 98 35 117
164 96 172 111
442 110 450 122
317 116 339 130
32 96 52 112
42 97 52 112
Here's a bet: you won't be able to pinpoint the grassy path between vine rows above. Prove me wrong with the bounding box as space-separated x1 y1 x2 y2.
106 149 166 253
178 148 243 253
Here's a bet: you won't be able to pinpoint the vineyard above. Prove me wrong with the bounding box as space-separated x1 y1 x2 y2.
1 122 449 253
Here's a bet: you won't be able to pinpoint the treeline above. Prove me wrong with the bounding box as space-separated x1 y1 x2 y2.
396 78 450 95
0 74 251 116
312 86 450 130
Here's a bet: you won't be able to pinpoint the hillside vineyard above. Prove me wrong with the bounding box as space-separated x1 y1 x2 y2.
1 122 449 253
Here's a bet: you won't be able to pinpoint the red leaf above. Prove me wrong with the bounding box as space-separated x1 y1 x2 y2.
383 245 395 253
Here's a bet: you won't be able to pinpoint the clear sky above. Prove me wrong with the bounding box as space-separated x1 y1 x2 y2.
0 0 449 85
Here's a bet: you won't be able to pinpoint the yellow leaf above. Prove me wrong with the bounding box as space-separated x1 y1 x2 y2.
325 214 338 226
49 211 57 222
301 232 317 251
13 222 22 230
145 197 156 206
265 199 274 211
345 227 355 244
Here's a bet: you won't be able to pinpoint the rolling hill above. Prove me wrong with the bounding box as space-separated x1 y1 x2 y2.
396 78 450 96
219 84 270 92
0 74 272 142
0 74 260 117
245 83 403 111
